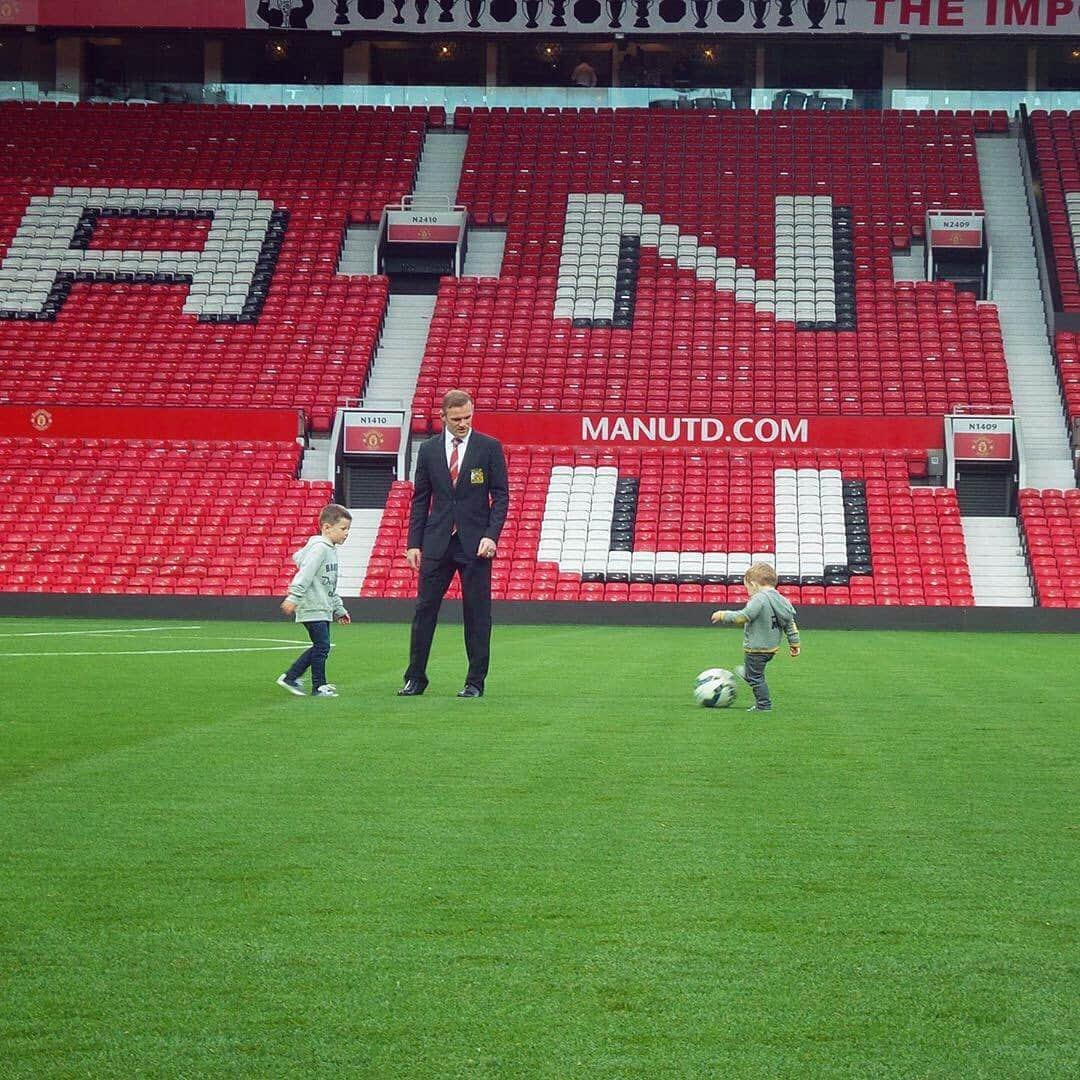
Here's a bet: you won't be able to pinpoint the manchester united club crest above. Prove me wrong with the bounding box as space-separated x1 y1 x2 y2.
417 228 432 241
30 408 52 432
362 430 385 450
973 437 992 456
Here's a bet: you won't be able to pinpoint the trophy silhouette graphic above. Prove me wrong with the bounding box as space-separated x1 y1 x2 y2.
633 0 650 25
717 0 744 22
490 0 517 19
524 0 543 26
802 0 828 27
750 0 769 26
777 0 794 25
607 0 626 26
657 0 686 22
438 0 455 18
357 0 386 17
416 0 429 21
691 0 709 27
391 0 407 22
574 0 602 22
465 0 485 24
551 0 568 22
334 0 351 23
834 0 846 22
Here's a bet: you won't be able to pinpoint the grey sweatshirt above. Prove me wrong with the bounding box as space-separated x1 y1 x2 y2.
720 588 800 654
285 536 347 623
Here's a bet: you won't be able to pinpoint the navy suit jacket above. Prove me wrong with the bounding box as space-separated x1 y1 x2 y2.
407 431 510 560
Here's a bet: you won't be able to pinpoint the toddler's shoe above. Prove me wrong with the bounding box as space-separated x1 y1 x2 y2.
314 684 339 697
276 674 306 697
746 705 772 712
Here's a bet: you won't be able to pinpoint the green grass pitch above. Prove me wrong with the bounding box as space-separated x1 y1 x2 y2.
1 617 1077 1079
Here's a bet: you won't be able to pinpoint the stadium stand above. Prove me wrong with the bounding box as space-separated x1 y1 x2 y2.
0 437 331 595
412 109 1010 430
1050 331 1080 426
1018 486 1080 607
0 103 438 431
1028 110 1080 429
1028 109 1080 314
362 447 974 607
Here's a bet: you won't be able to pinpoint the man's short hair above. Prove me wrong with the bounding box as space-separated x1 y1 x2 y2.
441 389 473 414
744 562 778 588
319 504 352 528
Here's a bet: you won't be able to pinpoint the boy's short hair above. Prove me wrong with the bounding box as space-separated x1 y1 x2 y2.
441 389 473 414
319 504 352 528
744 562 778 588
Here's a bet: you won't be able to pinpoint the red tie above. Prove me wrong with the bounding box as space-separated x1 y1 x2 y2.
449 437 462 485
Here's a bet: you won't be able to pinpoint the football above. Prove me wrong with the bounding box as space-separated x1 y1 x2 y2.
694 668 737 708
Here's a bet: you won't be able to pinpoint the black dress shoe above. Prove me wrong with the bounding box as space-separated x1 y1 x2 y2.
456 685 483 698
397 680 427 696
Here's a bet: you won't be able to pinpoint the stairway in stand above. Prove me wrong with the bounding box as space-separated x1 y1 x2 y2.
961 515 1034 606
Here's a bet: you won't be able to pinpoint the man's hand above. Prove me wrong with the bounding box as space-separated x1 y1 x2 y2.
790 645 800 658
280 599 297 616
405 548 421 571
710 610 727 625
338 613 351 625
477 537 497 559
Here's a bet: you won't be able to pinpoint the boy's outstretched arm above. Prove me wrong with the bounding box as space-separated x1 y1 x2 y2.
784 617 801 657
710 608 749 626
710 594 760 626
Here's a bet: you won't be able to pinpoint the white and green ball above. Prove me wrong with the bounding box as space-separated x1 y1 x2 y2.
694 668 737 708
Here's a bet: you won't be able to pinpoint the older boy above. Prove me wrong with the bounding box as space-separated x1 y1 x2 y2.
277 504 352 698
711 562 801 712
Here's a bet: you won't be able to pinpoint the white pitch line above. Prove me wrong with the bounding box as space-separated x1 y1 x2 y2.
0 645 304 659
0 625 203 638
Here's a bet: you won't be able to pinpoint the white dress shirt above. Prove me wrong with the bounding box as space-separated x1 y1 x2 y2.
445 428 471 470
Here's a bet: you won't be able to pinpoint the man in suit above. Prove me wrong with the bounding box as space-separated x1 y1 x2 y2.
398 390 510 698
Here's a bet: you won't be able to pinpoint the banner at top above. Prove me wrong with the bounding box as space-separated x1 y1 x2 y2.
7 0 1078 33
244 0 1080 34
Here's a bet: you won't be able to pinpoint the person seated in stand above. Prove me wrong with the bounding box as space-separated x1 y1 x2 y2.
571 58 599 88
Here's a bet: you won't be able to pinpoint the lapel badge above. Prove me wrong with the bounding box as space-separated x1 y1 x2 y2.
470 468 485 485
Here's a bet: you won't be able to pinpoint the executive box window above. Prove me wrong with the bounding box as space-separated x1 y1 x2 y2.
84 33 204 99
764 39 882 90
372 39 484 86
223 32 345 85
909 40 1027 90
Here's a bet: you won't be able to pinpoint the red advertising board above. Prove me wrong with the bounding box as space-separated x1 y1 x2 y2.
0 405 300 441
472 413 944 451
31 0 243 26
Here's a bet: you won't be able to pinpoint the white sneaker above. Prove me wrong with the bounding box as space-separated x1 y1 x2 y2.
276 674 306 697
314 684 339 697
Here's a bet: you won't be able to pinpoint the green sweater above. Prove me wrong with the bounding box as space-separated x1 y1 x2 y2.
720 589 800 654
286 536 348 623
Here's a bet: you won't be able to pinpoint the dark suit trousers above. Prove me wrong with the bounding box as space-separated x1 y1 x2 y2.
406 534 492 689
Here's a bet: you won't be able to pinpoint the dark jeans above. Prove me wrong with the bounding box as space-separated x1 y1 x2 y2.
285 620 332 693
743 652 775 709
406 534 492 691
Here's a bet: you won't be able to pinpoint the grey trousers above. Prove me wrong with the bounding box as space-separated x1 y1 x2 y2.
743 652 775 709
